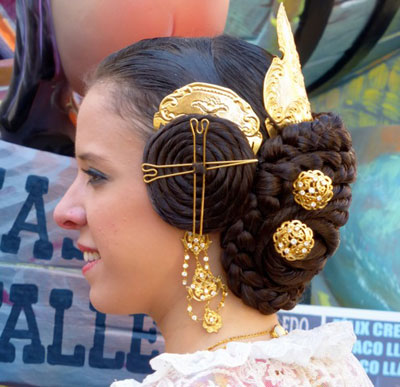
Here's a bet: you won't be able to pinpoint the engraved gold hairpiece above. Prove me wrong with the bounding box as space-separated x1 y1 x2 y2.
263 4 312 137
142 118 258 333
154 83 263 154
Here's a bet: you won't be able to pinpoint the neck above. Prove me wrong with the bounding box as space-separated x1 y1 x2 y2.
151 234 279 353
158 296 279 354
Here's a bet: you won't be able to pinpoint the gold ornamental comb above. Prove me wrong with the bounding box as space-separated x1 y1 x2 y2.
154 83 262 154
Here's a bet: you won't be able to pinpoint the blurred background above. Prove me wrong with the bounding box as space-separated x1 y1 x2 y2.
0 0 399 385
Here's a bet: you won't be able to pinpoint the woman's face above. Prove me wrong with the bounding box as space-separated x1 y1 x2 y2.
53 84 184 315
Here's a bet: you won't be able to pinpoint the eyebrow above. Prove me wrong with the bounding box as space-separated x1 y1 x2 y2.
77 152 110 163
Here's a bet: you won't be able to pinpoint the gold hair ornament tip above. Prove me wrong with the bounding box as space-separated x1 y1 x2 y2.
273 220 314 261
293 170 333 210
263 4 312 137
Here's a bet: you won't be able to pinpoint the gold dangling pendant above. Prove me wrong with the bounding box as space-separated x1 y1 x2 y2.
181 231 228 333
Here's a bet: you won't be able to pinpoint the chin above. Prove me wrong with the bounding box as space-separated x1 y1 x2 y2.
89 288 138 315
88 290 107 313
89 288 119 314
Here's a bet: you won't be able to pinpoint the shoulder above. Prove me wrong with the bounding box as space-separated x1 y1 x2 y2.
111 354 373 387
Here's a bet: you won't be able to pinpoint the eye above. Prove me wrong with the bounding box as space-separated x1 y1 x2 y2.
81 168 108 185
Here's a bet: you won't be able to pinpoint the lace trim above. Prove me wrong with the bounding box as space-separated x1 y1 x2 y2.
111 321 359 386
145 321 355 382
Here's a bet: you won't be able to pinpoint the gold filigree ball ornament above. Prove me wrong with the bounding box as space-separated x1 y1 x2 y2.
293 170 333 211
273 220 314 261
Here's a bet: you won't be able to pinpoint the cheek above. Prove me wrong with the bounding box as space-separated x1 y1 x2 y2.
87 176 184 268
85 182 184 314
87 182 170 252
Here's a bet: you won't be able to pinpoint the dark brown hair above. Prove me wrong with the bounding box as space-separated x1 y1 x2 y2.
92 35 356 314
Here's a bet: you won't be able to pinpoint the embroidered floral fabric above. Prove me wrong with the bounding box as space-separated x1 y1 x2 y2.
111 322 373 387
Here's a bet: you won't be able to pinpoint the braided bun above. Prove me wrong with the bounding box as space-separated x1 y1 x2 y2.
221 113 356 314
143 114 257 233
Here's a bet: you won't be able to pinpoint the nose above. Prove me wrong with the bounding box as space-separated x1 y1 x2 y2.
53 181 87 230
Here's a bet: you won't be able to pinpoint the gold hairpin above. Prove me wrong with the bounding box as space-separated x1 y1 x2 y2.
273 220 314 261
142 159 258 183
142 118 258 333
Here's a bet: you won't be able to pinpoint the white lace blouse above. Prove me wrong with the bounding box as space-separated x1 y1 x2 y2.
111 321 373 386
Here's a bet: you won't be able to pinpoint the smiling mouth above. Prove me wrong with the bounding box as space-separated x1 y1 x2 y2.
83 251 101 262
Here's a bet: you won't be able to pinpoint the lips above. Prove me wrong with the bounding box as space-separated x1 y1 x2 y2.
82 260 100 275
77 243 99 253
78 243 102 276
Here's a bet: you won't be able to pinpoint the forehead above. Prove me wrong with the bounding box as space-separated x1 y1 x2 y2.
75 85 143 160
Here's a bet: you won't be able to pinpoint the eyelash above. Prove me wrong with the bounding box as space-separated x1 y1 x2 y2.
81 168 108 185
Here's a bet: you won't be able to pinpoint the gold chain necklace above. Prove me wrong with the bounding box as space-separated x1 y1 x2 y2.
207 323 288 351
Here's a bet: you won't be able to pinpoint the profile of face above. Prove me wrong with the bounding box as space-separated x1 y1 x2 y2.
52 31 354 331
53 84 186 315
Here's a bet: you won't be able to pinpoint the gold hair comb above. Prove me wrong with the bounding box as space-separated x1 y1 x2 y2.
154 83 263 154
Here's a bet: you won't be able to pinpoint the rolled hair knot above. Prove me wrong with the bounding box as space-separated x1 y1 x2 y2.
221 112 356 314
142 114 258 233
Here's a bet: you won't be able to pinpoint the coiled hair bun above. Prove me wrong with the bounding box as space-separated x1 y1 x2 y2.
143 114 258 233
221 112 356 314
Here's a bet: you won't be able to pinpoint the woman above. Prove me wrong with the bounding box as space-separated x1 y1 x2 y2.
54 6 372 386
